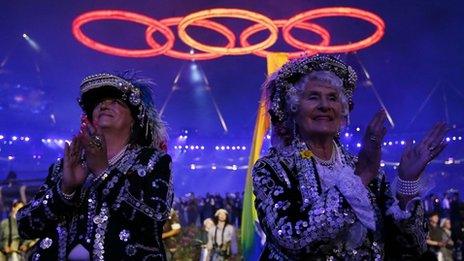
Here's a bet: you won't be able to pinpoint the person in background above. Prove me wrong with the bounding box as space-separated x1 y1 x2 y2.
162 209 182 260
0 200 36 261
428 212 445 259
439 218 454 261
197 218 215 261
206 209 238 261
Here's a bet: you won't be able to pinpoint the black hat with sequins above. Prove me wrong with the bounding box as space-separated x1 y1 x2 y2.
78 72 167 150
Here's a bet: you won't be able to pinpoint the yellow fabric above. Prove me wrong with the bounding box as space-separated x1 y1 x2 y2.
241 53 288 258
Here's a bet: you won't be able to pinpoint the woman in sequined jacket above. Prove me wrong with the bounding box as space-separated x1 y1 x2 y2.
17 72 173 260
252 55 448 260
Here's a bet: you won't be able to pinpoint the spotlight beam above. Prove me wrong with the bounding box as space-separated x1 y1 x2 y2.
353 52 394 128
407 81 440 129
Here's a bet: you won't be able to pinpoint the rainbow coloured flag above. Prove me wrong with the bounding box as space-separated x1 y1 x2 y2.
241 53 289 260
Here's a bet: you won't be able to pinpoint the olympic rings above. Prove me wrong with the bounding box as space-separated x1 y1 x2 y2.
178 9 278 55
240 19 330 59
282 7 385 53
72 7 385 60
72 10 175 57
146 17 236 60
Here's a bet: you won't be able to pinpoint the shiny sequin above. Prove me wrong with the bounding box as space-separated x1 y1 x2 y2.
125 244 137 256
40 237 53 249
119 229 130 242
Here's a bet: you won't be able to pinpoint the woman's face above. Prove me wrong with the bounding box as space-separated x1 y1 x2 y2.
443 219 451 229
92 98 134 133
295 80 344 139
218 212 227 222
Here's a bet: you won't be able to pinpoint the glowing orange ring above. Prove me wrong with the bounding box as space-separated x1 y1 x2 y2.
178 8 278 55
72 10 175 57
146 17 236 60
240 19 331 59
283 7 385 53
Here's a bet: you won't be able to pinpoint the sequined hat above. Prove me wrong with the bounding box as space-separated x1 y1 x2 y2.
267 55 357 124
78 72 167 150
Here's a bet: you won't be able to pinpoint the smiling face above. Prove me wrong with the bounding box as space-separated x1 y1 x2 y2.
217 211 227 222
91 98 134 133
294 79 345 140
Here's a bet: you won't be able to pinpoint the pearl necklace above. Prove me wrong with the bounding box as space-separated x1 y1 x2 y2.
108 145 128 166
308 142 337 170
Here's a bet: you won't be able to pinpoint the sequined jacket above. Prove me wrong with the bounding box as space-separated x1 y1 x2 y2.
17 146 173 260
252 143 427 261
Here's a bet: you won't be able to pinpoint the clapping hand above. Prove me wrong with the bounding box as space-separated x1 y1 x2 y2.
78 118 109 176
356 110 387 186
398 122 448 181
62 136 87 194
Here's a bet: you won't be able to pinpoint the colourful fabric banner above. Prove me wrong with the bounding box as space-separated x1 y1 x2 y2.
241 53 289 260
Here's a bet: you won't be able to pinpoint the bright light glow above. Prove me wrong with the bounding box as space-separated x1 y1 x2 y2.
452 136 456 141
446 137 451 142
24 137 30 142
72 10 175 57
200 146 205 150
283 7 385 53
73 8 384 60
212 165 217 170
11 136 18 141
380 162 385 167
147 17 235 60
240 19 329 58
344 132 350 138
388 141 393 146
232 146 236 150
400 140 405 145
190 164 196 170
241 146 246 150
232 165 238 170
221 146 225 150
178 8 278 55
356 143 361 148
215 146 219 150
355 127 360 132
7 156 14 160
0 135 4 140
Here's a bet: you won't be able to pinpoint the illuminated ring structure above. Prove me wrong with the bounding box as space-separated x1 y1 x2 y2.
177 8 279 55
146 17 236 60
72 10 175 57
283 7 385 53
240 19 331 59
72 8 385 59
